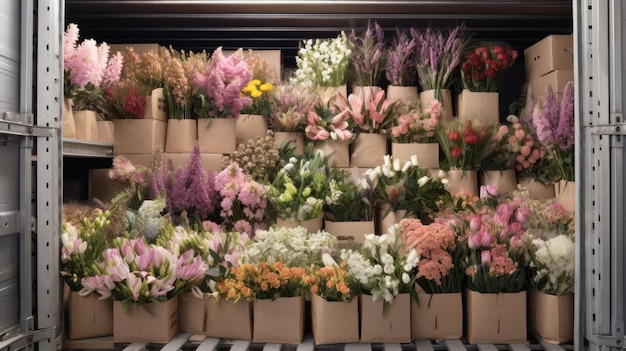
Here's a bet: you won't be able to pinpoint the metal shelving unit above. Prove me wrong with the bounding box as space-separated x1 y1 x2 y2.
63 138 113 158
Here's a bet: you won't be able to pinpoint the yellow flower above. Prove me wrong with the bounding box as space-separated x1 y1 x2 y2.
242 84 255 93
260 82 273 92
251 90 263 98
250 79 262 86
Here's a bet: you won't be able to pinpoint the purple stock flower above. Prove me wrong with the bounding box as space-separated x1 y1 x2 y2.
556 82 575 151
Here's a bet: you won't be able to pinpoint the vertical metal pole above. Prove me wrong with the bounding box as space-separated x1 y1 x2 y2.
19 0 34 339
35 0 63 350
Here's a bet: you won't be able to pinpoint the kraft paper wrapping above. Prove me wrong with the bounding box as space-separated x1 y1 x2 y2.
360 293 411 343
197 118 236 154
554 180 575 212
351 85 382 101
310 293 359 345
73 110 99 141
96 120 115 144
63 98 76 138
323 220 374 247
411 289 462 340
114 119 167 154
350 133 387 168
464 288 527 344
518 178 555 201
274 132 305 154
113 298 179 343
236 114 268 148
206 299 252 340
144 88 168 121
68 291 113 340
276 214 324 234
386 85 419 105
165 119 197 153
253 295 305 345
420 89 453 122
314 140 350 168
178 292 206 335
528 289 574 344
457 90 500 127
443 169 479 197
391 142 440 169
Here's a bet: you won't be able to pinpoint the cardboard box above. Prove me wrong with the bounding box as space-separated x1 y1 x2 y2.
528 70 574 95
88 168 124 203
223 49 282 81
178 292 206 335
411 290 462 340
528 289 574 344
114 119 167 155
113 298 179 343
68 291 113 340
163 152 224 173
350 133 388 168
206 299 252 340
253 295 305 345
197 118 237 154
144 88 168 121
464 288 527 344
524 34 574 80
360 293 411 343
310 293 359 345
391 142 440 169
122 153 159 169
457 90 500 126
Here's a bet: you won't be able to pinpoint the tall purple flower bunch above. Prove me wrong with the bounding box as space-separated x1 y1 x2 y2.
385 28 418 86
532 82 575 181
411 23 466 93
195 47 252 119
161 144 221 222
348 21 386 87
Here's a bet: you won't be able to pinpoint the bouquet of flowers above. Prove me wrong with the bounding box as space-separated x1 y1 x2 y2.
222 130 282 183
202 230 251 296
241 79 274 116
216 261 310 301
121 197 171 242
325 170 375 222
242 226 337 268
64 23 123 114
340 226 419 312
335 90 396 133
108 155 156 211
460 43 519 92
194 48 252 119
103 47 151 120
531 82 575 182
269 83 315 132
401 168 452 220
305 102 354 142
443 197 529 293
214 162 268 236
161 48 191 119
482 116 524 171
365 155 419 211
265 152 331 221
437 119 496 171
61 210 110 292
390 99 442 143
385 28 418 87
398 218 462 294
309 262 360 302
292 32 353 88
348 21 386 87
411 23 467 96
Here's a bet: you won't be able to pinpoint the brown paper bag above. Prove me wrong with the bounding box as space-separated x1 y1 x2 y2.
114 119 167 154
113 298 178 343
391 142 440 169
314 140 350 168
197 118 236 154
310 293 359 345
63 98 76 138
144 88 168 121
253 295 305 345
360 293 411 343
420 89 453 122
528 289 574 344
178 292 206 335
350 133 387 168
97 120 115 144
275 214 324 234
165 119 198 153
73 110 99 141
457 90 500 126
236 114 268 147
464 288 527 344
479 169 518 197
274 132 305 154
68 291 113 340
206 298 252 340
411 289 462 340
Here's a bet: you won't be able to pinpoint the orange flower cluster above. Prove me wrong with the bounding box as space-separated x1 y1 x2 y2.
309 266 359 302
216 261 310 301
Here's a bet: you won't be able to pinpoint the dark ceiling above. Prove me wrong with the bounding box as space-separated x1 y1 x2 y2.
65 0 574 68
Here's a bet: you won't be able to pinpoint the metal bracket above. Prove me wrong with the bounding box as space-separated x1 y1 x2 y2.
0 113 54 138
590 123 626 136
0 211 19 237
0 327 55 351
588 333 626 348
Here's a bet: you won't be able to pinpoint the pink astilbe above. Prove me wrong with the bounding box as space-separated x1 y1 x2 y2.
195 48 252 118
164 144 220 222
399 219 458 293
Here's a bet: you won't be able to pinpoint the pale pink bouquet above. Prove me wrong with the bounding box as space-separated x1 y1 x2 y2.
390 99 442 143
305 102 354 141
335 90 396 133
